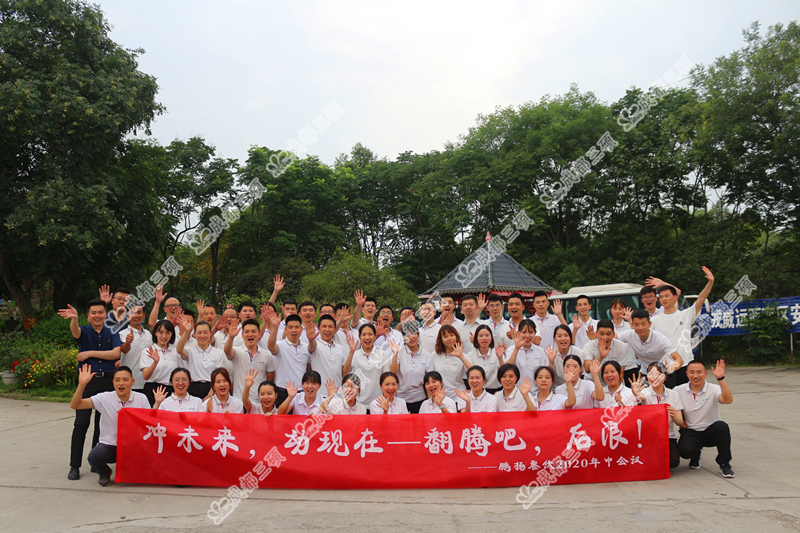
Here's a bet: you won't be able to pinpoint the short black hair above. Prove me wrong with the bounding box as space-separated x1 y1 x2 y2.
497 363 519 382
640 286 656 297
461 294 477 305
237 300 257 313
378 305 394 315
508 292 524 303
631 309 650 321
657 285 678 297
487 294 504 304
364 296 377 305
182 308 196 320
318 314 336 327
114 288 132 295
576 294 590 304
596 319 615 332
241 318 260 330
532 291 548 300
284 314 302 325
299 300 317 311
87 299 106 311
114 366 134 378
283 298 297 307
334 302 349 312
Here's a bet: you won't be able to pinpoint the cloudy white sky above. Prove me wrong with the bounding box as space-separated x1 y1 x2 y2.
96 0 797 166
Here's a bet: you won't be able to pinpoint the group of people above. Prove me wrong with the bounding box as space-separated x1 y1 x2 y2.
61 268 735 487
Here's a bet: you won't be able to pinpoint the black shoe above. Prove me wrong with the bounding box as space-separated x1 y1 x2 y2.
720 463 735 478
68 467 80 481
689 450 701 469
98 469 112 487
90 466 97 473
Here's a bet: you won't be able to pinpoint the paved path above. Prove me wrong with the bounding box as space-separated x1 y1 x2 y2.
1 367 799 532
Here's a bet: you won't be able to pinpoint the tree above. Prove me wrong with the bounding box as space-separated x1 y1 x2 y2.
0 0 163 325
301 251 418 310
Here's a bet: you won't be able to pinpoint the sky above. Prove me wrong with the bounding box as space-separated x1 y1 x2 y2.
95 0 798 167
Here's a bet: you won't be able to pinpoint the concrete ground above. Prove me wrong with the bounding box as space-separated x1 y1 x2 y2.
1 367 799 533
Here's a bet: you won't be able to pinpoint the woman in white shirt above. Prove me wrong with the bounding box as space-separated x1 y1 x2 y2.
140 319 182 406
152 368 204 412
595 361 638 408
278 371 323 415
431 325 471 401
320 373 367 415
176 318 224 399
467 325 502 394
419 371 457 414
343 324 395 409
494 363 537 412
201 368 244 414
546 325 584 387
393 329 432 414
370 372 409 414
555 356 604 409
610 299 633 335
635 362 684 469
504 320 547 382
532 366 575 411
242 368 278 416
458 366 499 413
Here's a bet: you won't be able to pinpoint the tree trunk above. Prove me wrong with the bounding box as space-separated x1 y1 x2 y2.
52 279 63 312
0 246 37 329
211 236 221 308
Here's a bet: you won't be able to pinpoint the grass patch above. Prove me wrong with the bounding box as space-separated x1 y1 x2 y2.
0 382 73 403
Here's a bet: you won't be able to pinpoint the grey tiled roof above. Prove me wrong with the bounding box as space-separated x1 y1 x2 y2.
423 241 553 295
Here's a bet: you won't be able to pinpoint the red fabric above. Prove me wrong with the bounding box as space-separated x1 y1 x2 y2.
117 405 669 489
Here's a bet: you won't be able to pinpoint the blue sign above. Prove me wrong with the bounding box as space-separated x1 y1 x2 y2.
697 297 800 337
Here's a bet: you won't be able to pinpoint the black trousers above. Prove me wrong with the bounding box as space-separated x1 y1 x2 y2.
406 400 424 414
143 382 173 407
70 374 113 468
669 438 680 469
666 365 690 389
188 381 211 399
623 368 639 387
87 443 116 475
678 421 732 465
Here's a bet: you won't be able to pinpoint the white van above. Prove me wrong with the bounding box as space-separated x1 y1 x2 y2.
556 283 646 321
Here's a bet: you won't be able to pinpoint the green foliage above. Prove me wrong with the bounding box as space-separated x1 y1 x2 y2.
741 306 792 362
301 252 418 310
29 314 80 347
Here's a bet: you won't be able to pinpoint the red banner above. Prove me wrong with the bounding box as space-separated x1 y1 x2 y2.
117 405 669 489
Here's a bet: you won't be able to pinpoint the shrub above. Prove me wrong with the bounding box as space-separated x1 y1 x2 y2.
741 306 791 363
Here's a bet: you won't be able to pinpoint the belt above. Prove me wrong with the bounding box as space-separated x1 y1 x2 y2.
93 372 113 378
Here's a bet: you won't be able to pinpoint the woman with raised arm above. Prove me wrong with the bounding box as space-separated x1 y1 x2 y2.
140 319 182 406
431 325 471 401
320 374 366 415
546 325 584 387
494 363 537 412
394 329 433 414
456 366 498 413
635 362 684 469
153 368 203 412
610 299 633 335
419 371 457 414
278 371 323 415
175 315 224 400
555 356 605 409
370 372 409 414
201 368 244 414
465 325 502 394
595 360 638 408
242 368 279 416
532 366 576 411
503 320 547 383
342 324 393 411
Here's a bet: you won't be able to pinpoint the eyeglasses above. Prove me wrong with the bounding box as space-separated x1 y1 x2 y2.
641 296 656 302
164 304 180 309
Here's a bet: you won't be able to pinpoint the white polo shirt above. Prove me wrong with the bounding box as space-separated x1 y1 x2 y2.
184 344 226 383
466 349 502 389
569 318 599 350
455 318 483 355
618 330 677 374
326 397 367 415
649 306 665 319
309 339 347 388
215 330 244 350
556 378 595 410
374 329 404 354
613 319 632 335
230 346 276 402
91 391 150 446
532 391 568 411
652 306 699 364
530 313 562 350
119 327 151 390
582 338 637 373
465 389 498 413
272 339 312 389
431 352 467 401
495 387 535 412
369 395 409 414
158 393 204 413
419 396 457 414
350 348 392 408
418 322 441 354
201 394 244 414
676 381 722 431
396 345 433 403
550 346 584 387
139 345 182 385
290 392 323 415
595 384 638 408
640 386 684 438
249 401 278 416
503 344 547 382
484 317 512 347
